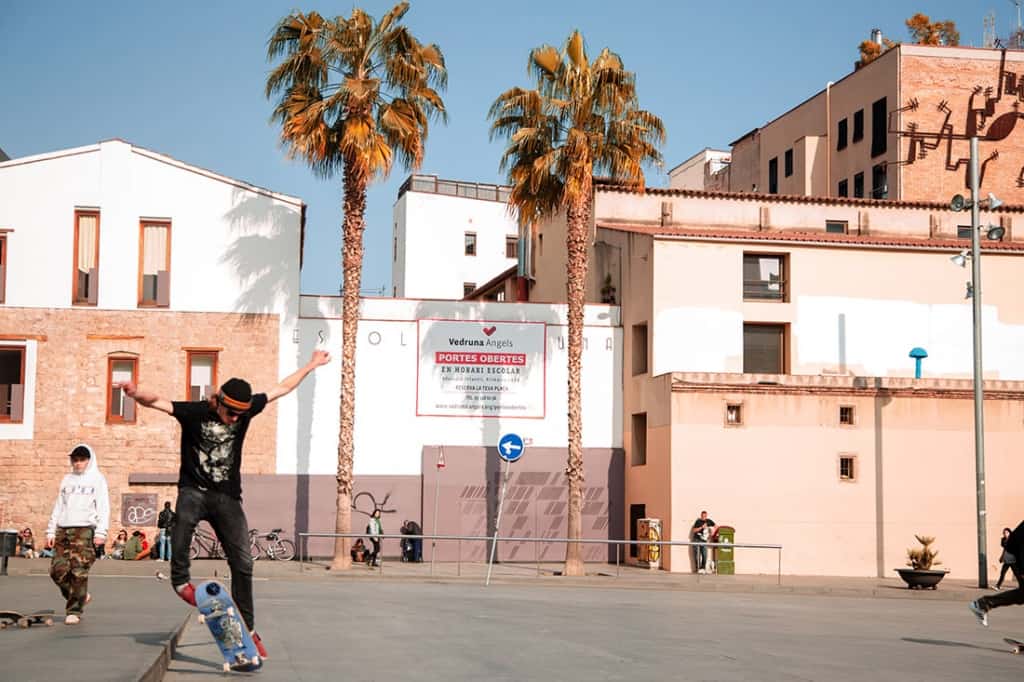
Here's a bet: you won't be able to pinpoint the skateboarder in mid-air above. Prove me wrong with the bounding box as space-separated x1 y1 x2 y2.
970 520 1024 627
120 350 330 659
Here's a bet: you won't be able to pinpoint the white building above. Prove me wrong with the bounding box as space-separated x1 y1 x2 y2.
0 139 305 528
391 175 520 300
667 148 731 190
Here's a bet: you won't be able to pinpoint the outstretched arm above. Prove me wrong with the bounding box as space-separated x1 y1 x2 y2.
266 350 332 403
117 381 174 415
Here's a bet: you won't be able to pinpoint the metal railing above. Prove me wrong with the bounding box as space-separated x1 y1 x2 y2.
398 174 512 203
298 532 783 585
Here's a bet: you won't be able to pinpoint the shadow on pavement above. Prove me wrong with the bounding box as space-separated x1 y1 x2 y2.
902 637 1006 654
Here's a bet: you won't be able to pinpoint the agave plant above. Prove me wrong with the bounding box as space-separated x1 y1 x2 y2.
906 534 941 570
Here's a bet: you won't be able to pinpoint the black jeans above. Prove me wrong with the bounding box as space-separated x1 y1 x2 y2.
171 487 255 630
979 583 1024 611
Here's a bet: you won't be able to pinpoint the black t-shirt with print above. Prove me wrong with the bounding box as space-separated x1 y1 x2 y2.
171 394 268 499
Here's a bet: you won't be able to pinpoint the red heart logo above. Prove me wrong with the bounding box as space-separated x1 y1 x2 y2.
482 326 496 336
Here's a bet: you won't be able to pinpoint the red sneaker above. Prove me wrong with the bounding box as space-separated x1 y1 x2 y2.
251 631 268 659
175 583 197 607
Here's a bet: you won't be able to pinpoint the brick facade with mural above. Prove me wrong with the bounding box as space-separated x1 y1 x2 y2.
0 308 279 540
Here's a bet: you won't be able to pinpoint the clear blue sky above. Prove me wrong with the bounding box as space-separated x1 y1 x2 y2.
1 1 994 295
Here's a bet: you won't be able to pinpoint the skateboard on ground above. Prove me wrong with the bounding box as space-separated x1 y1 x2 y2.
1006 637 1024 654
194 580 262 673
0 610 55 629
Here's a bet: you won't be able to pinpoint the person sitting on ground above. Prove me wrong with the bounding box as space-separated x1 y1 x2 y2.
350 538 367 563
108 529 128 559
18 528 38 559
123 530 145 560
134 530 152 560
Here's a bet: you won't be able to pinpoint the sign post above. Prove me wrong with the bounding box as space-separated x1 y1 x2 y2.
430 447 445 576
486 433 524 586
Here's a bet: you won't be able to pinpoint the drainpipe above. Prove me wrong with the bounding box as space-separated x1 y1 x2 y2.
825 81 833 196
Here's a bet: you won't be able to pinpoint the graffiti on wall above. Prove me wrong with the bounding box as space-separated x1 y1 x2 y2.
121 493 158 527
889 50 1024 188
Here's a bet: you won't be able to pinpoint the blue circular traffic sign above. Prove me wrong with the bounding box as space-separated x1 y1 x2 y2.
497 433 525 462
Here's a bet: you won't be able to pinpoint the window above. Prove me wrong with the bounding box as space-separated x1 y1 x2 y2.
506 236 518 259
957 225 973 239
464 232 476 256
0 234 6 304
826 220 848 234
393 236 397 262
768 157 778 194
742 253 787 301
0 346 25 423
631 413 647 466
853 109 864 142
871 97 887 157
839 454 857 481
837 179 848 198
631 323 648 375
837 118 848 150
852 172 864 198
107 356 138 424
784 149 793 178
871 163 888 199
743 323 787 374
187 351 218 401
139 220 170 307
462 282 476 297
840 405 855 425
73 210 100 305
725 403 743 426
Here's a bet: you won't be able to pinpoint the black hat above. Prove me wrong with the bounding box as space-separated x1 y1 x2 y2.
219 378 253 411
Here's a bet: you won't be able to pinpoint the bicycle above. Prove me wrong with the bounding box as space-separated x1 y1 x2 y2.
189 527 222 560
248 528 296 561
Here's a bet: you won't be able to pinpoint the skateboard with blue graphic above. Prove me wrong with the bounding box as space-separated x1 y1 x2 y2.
195 580 262 672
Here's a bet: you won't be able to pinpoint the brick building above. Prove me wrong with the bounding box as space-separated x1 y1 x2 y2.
693 44 1024 205
0 140 303 538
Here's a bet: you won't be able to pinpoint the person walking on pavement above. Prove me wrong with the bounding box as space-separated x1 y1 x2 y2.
119 349 330 659
995 526 1022 591
157 501 176 562
970 520 1024 626
45 444 110 625
366 509 383 567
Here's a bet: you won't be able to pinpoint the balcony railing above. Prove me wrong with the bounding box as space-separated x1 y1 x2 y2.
742 279 787 301
399 174 512 203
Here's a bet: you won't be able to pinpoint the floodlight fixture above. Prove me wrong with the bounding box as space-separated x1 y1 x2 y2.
950 194 968 212
950 250 969 267
981 192 1004 211
986 224 1006 241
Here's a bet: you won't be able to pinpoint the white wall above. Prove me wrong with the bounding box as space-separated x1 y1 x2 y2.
393 190 518 299
0 140 304 458
289 297 622 476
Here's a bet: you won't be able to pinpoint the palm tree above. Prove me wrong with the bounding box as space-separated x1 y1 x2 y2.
266 2 446 570
489 31 663 576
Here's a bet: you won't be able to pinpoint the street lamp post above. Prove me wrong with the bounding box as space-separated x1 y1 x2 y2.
966 136 987 589
952 133 1007 588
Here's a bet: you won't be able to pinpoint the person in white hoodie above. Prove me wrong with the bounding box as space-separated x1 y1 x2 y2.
45 444 110 625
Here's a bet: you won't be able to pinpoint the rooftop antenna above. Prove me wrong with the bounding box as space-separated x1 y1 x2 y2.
984 11 997 48
1015 0 1023 32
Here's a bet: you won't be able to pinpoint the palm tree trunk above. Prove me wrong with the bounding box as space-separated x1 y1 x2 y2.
563 181 592 577
330 162 367 571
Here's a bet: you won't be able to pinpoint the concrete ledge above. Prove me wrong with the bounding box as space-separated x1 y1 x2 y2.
139 612 190 682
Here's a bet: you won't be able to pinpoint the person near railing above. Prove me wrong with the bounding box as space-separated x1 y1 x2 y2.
366 509 382 567
400 520 422 562
691 511 716 574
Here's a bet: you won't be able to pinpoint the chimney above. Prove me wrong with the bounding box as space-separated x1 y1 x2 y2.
870 28 882 46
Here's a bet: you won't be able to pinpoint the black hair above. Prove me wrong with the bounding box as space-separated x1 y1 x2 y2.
70 445 91 459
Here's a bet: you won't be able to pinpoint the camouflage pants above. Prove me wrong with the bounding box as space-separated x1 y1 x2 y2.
50 527 96 615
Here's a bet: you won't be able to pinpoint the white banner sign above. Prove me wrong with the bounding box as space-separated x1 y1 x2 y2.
416 319 546 418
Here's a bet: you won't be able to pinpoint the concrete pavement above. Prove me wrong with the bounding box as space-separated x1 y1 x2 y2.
1 557 1022 680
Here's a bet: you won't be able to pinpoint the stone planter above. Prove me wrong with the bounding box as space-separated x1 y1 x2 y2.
895 568 948 589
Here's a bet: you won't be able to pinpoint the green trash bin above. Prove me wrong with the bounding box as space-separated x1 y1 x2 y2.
714 526 735 575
